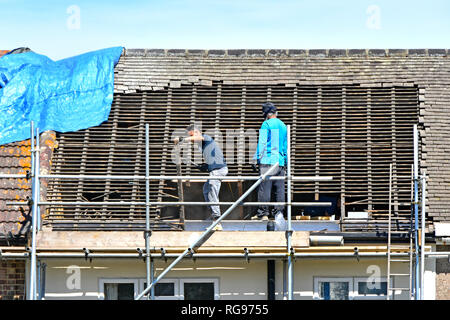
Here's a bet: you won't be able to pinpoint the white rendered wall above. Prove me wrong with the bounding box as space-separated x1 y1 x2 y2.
38 257 422 300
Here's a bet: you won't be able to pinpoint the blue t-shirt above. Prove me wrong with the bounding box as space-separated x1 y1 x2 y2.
253 118 288 166
198 134 227 172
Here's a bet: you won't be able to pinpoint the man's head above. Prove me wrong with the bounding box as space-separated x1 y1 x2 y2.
186 124 202 137
262 102 277 119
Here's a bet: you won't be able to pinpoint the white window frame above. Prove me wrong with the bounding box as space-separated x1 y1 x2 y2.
138 278 180 300
180 278 220 300
353 277 392 300
98 278 139 300
313 277 354 300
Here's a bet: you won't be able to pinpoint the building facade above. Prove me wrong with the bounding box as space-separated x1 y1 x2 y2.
1 48 449 300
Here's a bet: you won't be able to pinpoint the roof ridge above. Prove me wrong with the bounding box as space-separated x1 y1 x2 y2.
124 48 448 58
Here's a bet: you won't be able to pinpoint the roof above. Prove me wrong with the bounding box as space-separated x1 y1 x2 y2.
1 48 450 238
112 48 450 224
114 48 449 93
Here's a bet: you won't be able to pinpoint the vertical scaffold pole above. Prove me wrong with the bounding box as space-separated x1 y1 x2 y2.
144 124 154 300
413 124 420 299
37 260 41 299
30 121 35 228
287 125 293 300
387 163 392 300
420 173 426 300
283 259 287 300
27 121 34 300
150 259 155 300
409 164 414 299
35 129 40 231
29 126 40 300
39 262 46 300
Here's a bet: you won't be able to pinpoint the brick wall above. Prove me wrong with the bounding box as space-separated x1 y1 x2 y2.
0 260 25 300
436 245 450 300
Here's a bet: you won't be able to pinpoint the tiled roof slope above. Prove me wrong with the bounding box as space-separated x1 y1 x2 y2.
0 132 57 238
114 48 450 222
0 141 31 238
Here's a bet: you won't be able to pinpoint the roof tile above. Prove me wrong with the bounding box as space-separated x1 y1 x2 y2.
227 49 246 56
368 49 386 56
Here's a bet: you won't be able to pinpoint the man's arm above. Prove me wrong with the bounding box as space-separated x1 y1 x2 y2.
253 122 269 163
184 135 204 143
283 127 288 165
174 135 204 144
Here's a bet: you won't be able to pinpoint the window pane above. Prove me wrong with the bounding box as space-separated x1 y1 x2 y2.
184 283 215 300
143 282 175 297
104 283 118 300
319 281 349 300
104 283 134 300
358 282 387 295
155 283 175 296
117 283 135 300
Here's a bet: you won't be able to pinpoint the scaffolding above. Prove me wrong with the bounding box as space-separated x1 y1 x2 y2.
0 122 440 300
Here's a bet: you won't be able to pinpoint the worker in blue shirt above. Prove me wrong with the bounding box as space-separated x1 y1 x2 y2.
252 102 287 220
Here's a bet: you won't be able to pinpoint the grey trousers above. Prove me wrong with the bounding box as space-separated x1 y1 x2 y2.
203 166 228 219
256 164 286 217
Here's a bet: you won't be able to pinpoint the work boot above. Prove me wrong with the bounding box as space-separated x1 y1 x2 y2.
251 215 269 221
210 216 223 231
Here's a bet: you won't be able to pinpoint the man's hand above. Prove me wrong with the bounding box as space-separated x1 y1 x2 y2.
251 163 258 173
174 136 188 145
195 163 209 172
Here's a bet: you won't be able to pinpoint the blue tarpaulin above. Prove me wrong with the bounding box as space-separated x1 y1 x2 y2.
0 46 123 145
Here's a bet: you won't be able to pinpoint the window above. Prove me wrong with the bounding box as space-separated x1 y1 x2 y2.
99 279 139 300
353 277 390 300
180 279 219 300
314 277 392 300
314 277 353 300
138 278 219 300
358 281 387 295
139 279 179 300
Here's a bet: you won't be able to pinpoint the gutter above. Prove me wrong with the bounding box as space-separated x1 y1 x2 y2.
0 251 412 260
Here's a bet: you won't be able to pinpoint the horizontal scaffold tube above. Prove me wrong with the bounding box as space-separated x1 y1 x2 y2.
36 174 333 181
0 174 28 178
7 201 333 207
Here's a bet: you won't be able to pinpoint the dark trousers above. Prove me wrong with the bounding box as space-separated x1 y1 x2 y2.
256 164 286 217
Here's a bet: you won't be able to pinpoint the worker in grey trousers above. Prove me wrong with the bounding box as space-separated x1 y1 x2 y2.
252 102 288 221
174 125 228 229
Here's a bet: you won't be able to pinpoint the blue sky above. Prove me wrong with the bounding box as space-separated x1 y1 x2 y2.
1 0 449 60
